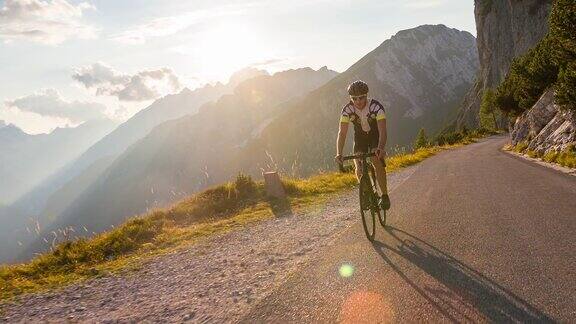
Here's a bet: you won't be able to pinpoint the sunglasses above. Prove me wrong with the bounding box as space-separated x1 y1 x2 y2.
350 95 367 101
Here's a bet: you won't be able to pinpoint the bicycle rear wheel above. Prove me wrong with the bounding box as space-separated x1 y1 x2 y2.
359 174 376 241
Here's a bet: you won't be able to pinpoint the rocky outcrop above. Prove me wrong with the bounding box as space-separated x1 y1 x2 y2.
511 90 576 154
455 0 553 128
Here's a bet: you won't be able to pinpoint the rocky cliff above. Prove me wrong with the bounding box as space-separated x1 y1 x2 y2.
455 0 552 128
511 90 576 155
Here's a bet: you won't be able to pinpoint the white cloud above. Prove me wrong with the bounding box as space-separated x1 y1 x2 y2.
0 0 97 45
72 62 183 101
4 88 106 123
110 4 251 45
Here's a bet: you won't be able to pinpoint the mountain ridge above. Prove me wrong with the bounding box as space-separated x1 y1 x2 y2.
16 66 338 261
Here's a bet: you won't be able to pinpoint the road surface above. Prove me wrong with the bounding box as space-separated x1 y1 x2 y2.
242 136 576 323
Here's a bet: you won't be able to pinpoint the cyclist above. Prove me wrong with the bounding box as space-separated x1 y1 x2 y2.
335 80 390 210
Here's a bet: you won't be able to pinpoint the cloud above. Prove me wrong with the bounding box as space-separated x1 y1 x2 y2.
72 62 183 101
4 89 106 123
110 4 251 44
0 0 98 45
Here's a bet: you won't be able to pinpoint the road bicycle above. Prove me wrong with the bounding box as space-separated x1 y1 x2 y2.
338 152 386 241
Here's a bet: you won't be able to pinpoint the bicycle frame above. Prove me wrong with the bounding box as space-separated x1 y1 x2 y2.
337 151 386 241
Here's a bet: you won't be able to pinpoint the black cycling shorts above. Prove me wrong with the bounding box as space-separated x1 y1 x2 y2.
353 133 379 153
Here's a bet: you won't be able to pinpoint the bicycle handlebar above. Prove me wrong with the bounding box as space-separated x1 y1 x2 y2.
340 152 376 161
337 152 383 173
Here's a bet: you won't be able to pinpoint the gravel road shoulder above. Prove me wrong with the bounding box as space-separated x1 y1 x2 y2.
1 166 418 323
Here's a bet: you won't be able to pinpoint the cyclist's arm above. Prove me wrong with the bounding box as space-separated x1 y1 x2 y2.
377 119 387 150
337 121 349 156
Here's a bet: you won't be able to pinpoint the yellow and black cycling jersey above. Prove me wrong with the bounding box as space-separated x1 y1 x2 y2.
340 98 386 153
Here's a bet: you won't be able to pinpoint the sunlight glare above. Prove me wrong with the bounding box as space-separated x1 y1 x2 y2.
191 22 273 82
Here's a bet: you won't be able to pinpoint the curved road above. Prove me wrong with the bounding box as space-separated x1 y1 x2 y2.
242 136 576 323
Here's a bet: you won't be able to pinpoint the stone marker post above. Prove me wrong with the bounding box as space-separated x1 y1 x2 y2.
263 171 286 199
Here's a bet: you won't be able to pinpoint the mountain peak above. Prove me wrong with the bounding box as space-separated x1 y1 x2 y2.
229 67 270 87
0 123 27 138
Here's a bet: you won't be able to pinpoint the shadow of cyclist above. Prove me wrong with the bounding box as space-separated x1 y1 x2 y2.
371 226 555 323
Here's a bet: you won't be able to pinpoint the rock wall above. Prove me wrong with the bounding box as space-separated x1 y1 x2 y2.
455 0 553 128
511 90 576 154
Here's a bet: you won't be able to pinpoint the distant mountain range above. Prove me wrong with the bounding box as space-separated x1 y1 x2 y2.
19 67 338 259
10 24 479 263
12 67 269 216
0 119 117 205
0 68 268 263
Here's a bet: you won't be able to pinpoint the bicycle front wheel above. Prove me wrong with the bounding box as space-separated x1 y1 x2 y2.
359 174 376 241
376 208 386 228
368 165 386 228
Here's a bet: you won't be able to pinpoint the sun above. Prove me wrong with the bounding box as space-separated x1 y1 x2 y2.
193 22 272 82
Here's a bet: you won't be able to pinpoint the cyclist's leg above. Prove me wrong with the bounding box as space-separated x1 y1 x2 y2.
368 135 388 196
353 138 367 182
370 155 388 195
353 159 362 182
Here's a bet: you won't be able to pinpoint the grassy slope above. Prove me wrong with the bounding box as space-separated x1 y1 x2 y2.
0 132 488 301
505 142 576 168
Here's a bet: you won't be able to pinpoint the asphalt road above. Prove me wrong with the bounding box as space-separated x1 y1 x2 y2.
241 136 576 323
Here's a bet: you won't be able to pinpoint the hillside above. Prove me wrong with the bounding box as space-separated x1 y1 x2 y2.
237 24 478 177
17 24 478 261
0 69 267 264
0 119 117 205
9 68 268 217
17 67 338 260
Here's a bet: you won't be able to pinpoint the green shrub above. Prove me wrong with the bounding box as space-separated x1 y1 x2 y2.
526 150 540 158
543 150 559 163
513 141 529 153
234 173 258 199
556 150 576 168
414 128 429 149
480 89 500 129
493 0 576 115
556 62 576 109
435 131 464 146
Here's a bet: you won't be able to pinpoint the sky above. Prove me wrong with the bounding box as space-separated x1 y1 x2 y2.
0 0 475 134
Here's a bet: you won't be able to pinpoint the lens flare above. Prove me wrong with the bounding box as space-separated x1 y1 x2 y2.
339 263 355 278
340 291 395 323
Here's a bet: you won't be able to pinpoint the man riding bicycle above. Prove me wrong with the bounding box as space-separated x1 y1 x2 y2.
335 80 390 210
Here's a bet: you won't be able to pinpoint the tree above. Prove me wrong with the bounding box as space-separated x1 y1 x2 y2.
414 128 428 150
480 89 498 130
549 0 576 110
490 0 576 114
549 0 576 64
556 62 576 110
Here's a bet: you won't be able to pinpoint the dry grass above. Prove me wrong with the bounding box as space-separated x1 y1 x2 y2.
506 142 576 169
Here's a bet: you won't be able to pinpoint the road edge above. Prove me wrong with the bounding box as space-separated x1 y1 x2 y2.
502 149 576 177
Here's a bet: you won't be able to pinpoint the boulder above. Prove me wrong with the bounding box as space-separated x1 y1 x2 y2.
511 90 576 154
